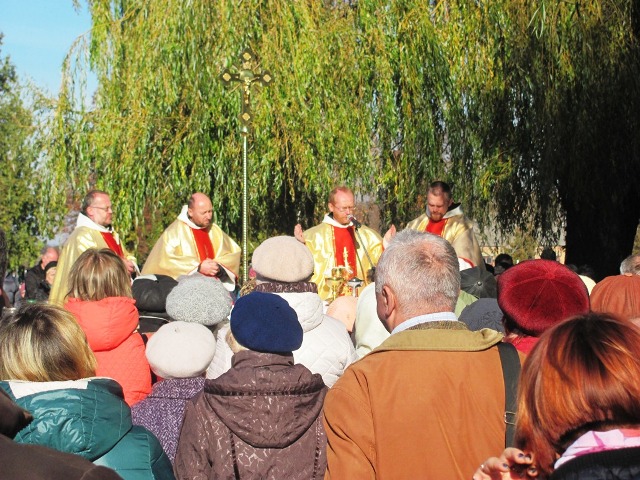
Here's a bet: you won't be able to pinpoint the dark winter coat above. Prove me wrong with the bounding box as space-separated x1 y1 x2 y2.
131 376 205 463
550 447 640 480
174 350 328 480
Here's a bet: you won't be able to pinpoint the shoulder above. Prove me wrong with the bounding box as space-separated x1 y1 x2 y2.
406 214 428 229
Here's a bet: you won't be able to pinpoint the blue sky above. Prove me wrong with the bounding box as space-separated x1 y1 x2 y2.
0 1 94 94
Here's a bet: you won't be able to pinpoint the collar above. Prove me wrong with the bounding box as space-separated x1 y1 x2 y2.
322 214 353 229
178 205 203 229
392 311 458 335
75 213 112 233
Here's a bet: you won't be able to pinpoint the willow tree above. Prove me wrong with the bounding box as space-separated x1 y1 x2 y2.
48 0 638 278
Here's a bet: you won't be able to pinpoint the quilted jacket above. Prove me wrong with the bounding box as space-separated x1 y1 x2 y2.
0 378 174 480
206 292 356 387
174 350 328 480
65 296 152 405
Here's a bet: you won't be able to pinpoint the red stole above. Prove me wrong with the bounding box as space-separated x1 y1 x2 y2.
426 218 447 237
191 228 215 262
333 226 357 277
100 232 124 257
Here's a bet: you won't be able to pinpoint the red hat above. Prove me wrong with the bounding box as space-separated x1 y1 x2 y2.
497 259 590 337
591 274 640 321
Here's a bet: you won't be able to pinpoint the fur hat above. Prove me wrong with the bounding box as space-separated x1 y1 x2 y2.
230 292 303 353
460 266 497 299
497 259 590 337
251 236 314 283
145 321 216 379
591 274 640 321
165 274 232 326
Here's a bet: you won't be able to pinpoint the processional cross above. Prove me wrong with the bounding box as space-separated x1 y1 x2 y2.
220 48 273 284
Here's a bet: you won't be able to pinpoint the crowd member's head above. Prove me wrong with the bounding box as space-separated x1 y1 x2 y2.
39 246 59 269
493 253 514 276
81 190 113 228
251 236 316 293
426 181 453 222
187 193 213 229
539 247 556 261
44 261 58 286
67 248 132 301
165 274 232 328
0 303 97 381
375 230 459 331
620 253 640 275
145 321 216 379
497 259 589 353
228 292 303 353
590 274 640 322
460 266 497 299
515 313 640 477
328 186 356 226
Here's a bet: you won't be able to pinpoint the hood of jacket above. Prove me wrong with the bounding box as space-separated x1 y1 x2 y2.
275 292 324 333
204 350 326 449
65 297 139 352
0 378 130 461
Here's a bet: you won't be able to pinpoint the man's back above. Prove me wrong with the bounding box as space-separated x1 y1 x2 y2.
323 326 508 479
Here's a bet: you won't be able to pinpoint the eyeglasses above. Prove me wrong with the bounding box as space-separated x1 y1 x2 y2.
90 205 113 212
332 205 356 213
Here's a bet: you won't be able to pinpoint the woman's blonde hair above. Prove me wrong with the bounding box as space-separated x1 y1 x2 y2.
0 304 97 381
67 248 132 301
226 329 248 354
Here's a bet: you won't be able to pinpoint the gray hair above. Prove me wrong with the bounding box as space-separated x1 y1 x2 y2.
620 254 640 275
375 229 460 314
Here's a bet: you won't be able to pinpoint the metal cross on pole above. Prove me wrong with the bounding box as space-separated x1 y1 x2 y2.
220 47 273 285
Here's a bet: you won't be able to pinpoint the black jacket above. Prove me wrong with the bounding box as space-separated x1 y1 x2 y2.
551 447 640 480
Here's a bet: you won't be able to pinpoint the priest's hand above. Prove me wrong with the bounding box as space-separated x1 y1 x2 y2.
294 224 305 244
198 259 220 277
383 224 397 249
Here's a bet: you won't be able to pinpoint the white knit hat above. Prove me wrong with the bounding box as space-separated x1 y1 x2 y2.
145 321 216 379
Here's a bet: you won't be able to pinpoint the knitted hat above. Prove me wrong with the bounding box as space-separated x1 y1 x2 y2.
459 298 505 333
165 274 232 326
497 259 590 337
145 321 216 379
132 274 178 313
460 266 498 299
230 292 302 353
591 274 640 321
251 236 314 283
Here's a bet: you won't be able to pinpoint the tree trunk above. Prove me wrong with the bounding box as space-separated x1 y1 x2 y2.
564 194 640 282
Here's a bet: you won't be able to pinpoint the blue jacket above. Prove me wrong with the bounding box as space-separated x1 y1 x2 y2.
0 378 174 480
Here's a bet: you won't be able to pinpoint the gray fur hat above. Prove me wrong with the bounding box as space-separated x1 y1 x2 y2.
165 273 232 326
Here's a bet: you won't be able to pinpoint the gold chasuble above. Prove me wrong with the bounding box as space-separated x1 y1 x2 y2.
50 214 137 305
142 206 241 291
406 205 485 269
304 215 383 301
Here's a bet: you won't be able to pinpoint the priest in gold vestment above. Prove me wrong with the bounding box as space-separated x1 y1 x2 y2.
142 193 241 291
405 181 485 269
295 187 383 301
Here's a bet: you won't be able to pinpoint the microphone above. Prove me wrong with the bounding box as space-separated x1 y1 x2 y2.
348 214 362 229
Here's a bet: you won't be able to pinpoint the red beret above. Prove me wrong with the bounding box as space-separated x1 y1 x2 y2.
497 259 590 337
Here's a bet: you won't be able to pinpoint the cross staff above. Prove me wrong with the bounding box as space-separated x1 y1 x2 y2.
220 48 273 284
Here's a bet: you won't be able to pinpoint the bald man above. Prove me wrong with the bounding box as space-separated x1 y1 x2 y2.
142 193 241 291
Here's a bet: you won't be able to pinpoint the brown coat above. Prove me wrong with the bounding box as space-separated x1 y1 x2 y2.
174 350 328 480
323 322 518 479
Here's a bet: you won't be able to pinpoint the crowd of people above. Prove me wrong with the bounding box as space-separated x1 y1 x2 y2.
0 182 639 479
